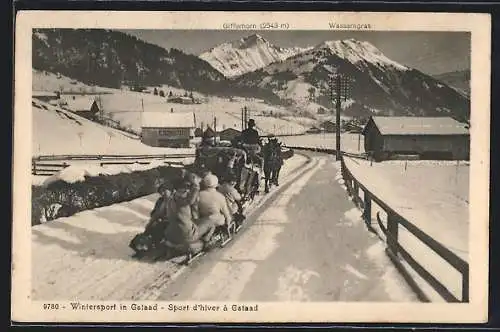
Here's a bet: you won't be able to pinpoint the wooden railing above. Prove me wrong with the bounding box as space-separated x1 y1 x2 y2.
32 153 195 176
33 153 194 161
281 145 468 302
340 154 469 303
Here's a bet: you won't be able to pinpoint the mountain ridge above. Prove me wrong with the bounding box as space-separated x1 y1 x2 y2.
232 38 470 121
199 33 313 78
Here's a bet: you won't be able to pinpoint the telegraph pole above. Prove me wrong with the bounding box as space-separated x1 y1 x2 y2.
329 72 352 160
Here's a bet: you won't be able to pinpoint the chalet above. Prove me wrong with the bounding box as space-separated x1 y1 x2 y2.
219 127 241 142
362 116 470 161
167 96 194 104
64 96 100 120
306 126 322 134
343 121 363 133
320 120 337 133
141 112 195 148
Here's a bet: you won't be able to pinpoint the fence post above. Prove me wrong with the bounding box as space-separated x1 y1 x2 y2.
32 159 36 175
353 181 359 206
386 213 399 256
363 190 372 228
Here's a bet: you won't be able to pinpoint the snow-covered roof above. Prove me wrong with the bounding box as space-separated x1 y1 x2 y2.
366 116 469 136
64 96 97 111
220 127 241 133
141 112 195 128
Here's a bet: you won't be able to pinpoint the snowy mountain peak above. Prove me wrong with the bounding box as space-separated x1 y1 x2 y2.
200 34 312 78
318 39 408 71
237 33 268 48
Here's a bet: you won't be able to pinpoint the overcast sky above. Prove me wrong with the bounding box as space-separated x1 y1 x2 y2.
119 30 470 75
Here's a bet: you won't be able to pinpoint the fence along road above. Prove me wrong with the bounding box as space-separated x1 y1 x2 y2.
288 145 469 302
31 153 195 176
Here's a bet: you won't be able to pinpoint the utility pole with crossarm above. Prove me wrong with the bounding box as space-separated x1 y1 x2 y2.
329 72 353 160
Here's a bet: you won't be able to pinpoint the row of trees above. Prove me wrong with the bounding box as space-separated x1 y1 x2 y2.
152 88 194 99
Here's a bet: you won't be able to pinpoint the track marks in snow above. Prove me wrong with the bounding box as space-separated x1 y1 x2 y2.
179 157 325 301
275 266 320 301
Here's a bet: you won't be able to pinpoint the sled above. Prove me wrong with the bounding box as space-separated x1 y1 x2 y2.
183 250 204 265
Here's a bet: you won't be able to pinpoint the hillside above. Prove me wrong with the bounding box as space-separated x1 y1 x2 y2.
32 98 193 156
33 29 281 103
233 39 470 121
434 69 470 96
200 34 312 78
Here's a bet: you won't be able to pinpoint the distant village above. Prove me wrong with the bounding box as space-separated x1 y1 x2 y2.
33 88 469 161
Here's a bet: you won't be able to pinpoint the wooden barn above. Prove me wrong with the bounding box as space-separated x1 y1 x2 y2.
362 116 470 161
141 112 195 148
218 127 241 142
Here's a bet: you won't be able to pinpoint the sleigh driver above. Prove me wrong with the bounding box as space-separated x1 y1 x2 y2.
237 119 264 171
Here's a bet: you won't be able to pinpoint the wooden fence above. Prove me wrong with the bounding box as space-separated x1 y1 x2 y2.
339 154 469 303
32 153 195 176
283 144 468 302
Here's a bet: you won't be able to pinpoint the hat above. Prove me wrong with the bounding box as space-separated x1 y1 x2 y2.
202 174 219 188
157 181 172 193
248 119 256 127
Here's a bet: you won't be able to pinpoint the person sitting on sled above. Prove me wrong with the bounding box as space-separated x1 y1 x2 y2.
218 173 242 216
129 181 174 254
197 173 233 230
163 172 214 255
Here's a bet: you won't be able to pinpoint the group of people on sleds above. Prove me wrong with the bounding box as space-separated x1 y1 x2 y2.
130 119 265 261
131 168 245 261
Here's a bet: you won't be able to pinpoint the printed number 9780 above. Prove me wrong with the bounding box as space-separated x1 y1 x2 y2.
43 303 60 310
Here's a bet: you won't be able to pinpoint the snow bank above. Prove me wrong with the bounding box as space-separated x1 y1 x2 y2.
344 156 469 260
41 160 184 187
342 156 469 301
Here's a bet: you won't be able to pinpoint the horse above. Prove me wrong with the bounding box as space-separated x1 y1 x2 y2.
262 138 284 194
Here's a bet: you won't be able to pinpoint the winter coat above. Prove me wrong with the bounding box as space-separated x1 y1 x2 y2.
240 127 261 145
217 183 241 215
164 184 200 244
197 187 233 226
150 196 169 222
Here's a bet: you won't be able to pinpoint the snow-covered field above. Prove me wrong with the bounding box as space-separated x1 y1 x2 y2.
33 70 112 94
31 153 309 300
341 156 469 301
281 133 365 153
33 69 313 136
32 99 194 157
88 90 309 135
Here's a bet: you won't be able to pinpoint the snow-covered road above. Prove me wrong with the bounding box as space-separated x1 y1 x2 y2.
158 153 416 302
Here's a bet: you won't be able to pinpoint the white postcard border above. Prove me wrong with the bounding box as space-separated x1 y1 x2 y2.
12 11 491 323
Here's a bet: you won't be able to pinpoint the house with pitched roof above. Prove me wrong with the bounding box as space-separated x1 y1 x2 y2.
141 112 195 148
362 116 470 160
